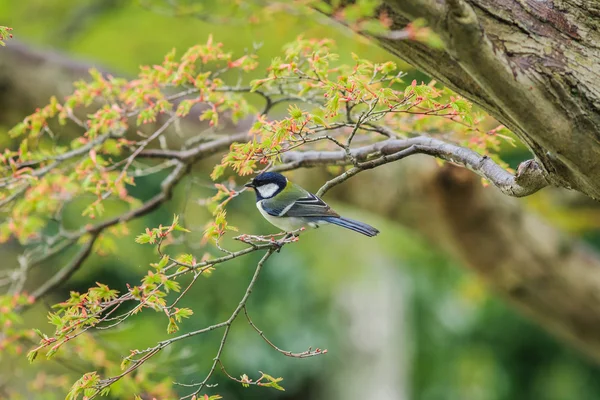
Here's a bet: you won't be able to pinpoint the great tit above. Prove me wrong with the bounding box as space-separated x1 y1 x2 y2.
244 172 379 237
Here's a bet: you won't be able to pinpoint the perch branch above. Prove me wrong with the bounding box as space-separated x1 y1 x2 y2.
274 136 549 197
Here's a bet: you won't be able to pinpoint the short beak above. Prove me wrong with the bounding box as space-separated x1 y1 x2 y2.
244 181 254 188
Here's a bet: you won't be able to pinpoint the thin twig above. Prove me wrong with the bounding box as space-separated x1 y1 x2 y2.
182 248 276 399
243 306 327 358
316 145 421 196
28 232 100 302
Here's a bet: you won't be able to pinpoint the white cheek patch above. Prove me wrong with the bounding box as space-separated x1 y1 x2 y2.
256 183 280 198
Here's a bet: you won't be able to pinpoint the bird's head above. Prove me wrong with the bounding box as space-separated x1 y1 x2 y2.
244 172 287 200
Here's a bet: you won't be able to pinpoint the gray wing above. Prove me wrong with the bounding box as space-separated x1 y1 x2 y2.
283 192 339 218
261 185 339 218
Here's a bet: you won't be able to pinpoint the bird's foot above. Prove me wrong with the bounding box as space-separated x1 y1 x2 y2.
282 233 294 241
273 229 303 251
268 239 283 252
283 228 305 240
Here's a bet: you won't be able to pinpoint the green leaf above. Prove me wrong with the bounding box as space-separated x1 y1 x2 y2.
259 372 285 391
27 349 38 363
173 307 194 322
250 79 267 92
176 99 196 117
174 224 191 232
240 374 251 388
176 253 194 265
288 105 303 120
46 347 58 359
167 317 179 334
312 114 329 128
157 255 169 270
210 164 226 181
313 2 333 13
135 233 152 244
48 313 63 327
359 19 389 35
19 139 28 158
120 357 131 371
172 214 191 232
164 279 181 293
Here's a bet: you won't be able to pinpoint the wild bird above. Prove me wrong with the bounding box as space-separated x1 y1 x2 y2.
244 172 379 237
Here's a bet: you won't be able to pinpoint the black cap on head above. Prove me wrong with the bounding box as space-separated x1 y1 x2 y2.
244 172 288 200
245 172 287 188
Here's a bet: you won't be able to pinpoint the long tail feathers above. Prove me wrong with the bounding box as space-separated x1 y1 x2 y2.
321 216 379 237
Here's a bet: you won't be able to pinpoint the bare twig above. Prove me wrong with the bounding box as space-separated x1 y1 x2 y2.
316 145 422 196
243 306 327 358
113 114 177 187
182 248 276 399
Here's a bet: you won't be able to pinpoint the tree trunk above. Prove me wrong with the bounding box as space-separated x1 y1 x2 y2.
376 0 600 199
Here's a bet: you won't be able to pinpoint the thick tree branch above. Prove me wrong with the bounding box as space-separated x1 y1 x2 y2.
375 0 600 199
275 136 549 197
139 130 250 162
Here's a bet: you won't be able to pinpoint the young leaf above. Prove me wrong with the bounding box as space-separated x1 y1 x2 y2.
135 233 152 244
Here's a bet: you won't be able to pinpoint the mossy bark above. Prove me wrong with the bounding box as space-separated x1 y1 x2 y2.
376 0 600 199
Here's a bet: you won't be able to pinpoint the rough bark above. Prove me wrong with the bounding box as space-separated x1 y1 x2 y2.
375 0 600 199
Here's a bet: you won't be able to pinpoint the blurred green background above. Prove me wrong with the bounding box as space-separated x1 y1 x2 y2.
2 1 600 399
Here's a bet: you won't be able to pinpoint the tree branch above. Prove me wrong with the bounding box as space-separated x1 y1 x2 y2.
376 0 600 199
243 306 326 359
275 136 549 197
182 248 276 399
28 232 100 301
18 161 189 309
139 130 250 162
86 247 279 400
5 28 600 374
